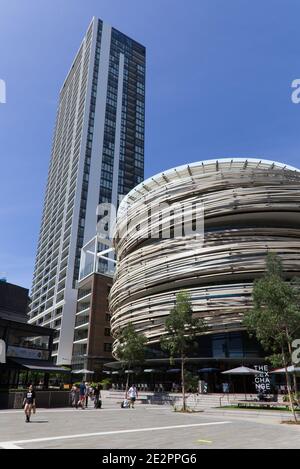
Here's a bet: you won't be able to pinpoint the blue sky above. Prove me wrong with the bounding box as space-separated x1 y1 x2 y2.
1 0 300 289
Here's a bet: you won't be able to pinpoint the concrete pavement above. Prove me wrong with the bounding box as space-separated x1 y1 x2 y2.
0 401 300 449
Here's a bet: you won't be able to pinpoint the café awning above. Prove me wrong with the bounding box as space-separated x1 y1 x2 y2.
222 366 260 375
9 358 71 373
198 368 220 373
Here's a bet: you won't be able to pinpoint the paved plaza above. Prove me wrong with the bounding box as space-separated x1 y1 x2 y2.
0 398 300 449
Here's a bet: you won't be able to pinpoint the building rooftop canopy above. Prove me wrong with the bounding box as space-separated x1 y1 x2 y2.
120 158 300 211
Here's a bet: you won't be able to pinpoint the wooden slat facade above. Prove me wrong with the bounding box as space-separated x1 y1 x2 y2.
109 159 300 357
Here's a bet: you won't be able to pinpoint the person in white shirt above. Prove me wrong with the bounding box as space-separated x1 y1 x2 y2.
127 385 138 408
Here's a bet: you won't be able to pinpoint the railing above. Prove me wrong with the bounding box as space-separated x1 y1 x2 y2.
79 263 94 280
78 288 92 300
75 316 89 328
73 331 88 342
77 303 91 313
97 263 115 276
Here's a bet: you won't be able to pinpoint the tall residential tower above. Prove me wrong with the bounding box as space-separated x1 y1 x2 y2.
29 17 145 365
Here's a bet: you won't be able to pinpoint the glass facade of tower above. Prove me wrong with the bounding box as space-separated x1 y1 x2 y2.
29 18 145 365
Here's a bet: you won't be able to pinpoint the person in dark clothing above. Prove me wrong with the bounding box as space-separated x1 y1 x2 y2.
85 382 90 408
79 381 86 409
93 385 102 409
23 384 36 423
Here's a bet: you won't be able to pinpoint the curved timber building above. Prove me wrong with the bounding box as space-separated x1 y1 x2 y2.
110 159 300 371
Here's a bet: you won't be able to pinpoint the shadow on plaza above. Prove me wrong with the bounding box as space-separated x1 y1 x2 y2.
27 420 49 424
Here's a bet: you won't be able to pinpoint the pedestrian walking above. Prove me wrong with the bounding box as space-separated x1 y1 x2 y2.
71 384 80 408
23 384 36 423
79 380 86 409
127 384 138 409
85 381 90 408
93 384 102 409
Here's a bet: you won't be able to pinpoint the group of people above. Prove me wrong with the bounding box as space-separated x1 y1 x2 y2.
70 381 102 409
21 381 139 422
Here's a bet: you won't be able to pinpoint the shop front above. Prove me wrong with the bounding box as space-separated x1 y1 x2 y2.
0 317 71 408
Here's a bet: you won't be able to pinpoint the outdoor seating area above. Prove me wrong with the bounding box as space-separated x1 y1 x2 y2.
111 383 151 392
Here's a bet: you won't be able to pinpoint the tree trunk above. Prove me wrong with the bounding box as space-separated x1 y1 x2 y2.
287 337 298 398
125 363 130 398
181 355 186 412
282 347 297 423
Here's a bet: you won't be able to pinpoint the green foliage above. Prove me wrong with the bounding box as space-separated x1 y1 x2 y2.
116 322 147 369
184 371 199 392
244 252 300 421
161 291 206 361
266 354 285 368
244 252 300 360
161 291 206 412
283 393 300 404
73 380 111 390
99 378 111 390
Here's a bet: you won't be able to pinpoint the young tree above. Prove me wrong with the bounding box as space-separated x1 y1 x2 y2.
244 252 300 422
161 291 207 412
116 323 147 394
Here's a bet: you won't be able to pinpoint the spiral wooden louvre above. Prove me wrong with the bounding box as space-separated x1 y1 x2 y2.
109 159 300 356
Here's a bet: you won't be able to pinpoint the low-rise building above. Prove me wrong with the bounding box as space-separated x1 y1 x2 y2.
71 236 115 379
